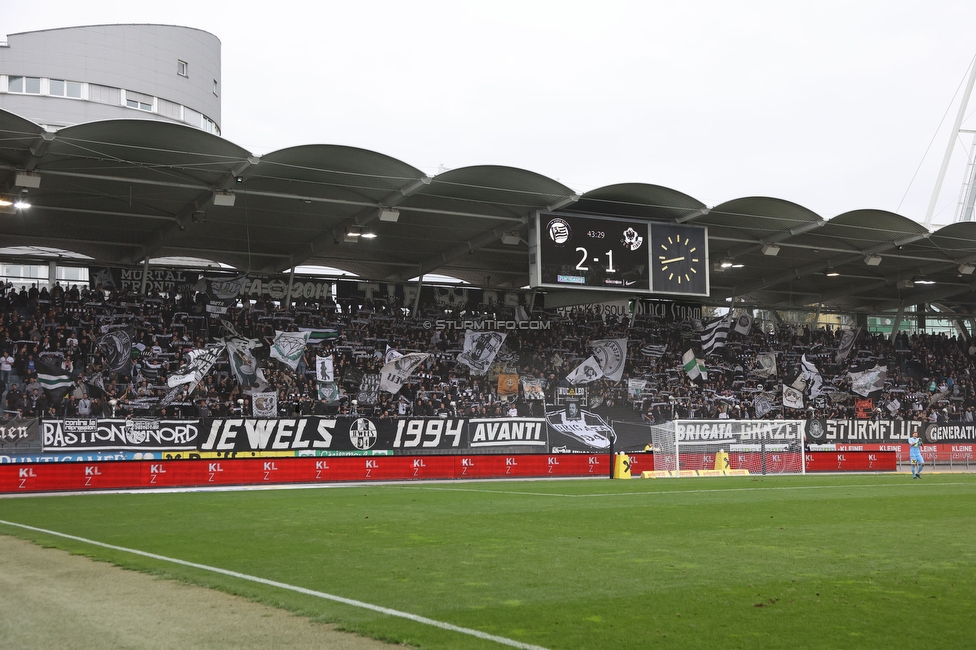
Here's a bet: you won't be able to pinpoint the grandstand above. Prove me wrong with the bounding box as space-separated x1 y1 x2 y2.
3 23 976 477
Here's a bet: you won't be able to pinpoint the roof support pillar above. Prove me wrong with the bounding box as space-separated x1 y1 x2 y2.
413 268 423 317
140 256 150 296
889 302 905 342
285 259 296 310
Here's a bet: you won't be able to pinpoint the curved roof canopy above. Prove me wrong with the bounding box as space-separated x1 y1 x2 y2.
3 109 976 316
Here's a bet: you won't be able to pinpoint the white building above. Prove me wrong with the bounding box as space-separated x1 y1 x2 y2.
0 24 220 134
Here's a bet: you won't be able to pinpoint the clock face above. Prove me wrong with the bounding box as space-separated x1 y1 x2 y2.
651 224 708 296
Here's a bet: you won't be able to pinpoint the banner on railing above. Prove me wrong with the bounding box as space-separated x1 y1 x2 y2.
196 417 549 454
0 418 41 453
804 419 924 444
41 418 202 451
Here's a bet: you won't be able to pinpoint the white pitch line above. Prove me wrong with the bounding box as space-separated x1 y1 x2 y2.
0 519 549 650
405 480 976 499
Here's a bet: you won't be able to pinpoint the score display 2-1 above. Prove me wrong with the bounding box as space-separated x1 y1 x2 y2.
530 212 710 296
532 213 652 292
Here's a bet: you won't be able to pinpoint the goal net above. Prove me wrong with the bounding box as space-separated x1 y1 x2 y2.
650 420 806 477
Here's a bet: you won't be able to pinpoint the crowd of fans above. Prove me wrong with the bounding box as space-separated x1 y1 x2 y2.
2 279 976 424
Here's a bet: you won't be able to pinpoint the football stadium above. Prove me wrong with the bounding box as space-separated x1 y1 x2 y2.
1 23 976 650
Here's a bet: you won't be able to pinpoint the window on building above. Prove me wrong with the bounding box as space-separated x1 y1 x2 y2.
213 79 218 96
157 98 182 120
125 90 153 112
49 79 83 98
178 60 188 77
184 106 202 128
202 115 219 135
8 76 41 94
89 84 121 105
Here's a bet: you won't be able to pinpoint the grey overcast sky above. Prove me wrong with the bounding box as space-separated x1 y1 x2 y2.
6 0 976 226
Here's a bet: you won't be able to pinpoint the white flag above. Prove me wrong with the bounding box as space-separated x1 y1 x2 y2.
835 327 861 363
782 383 804 409
457 330 506 375
167 346 222 391
315 355 334 383
800 354 824 399
380 352 430 394
566 356 605 385
849 361 886 397
224 337 265 388
755 352 777 377
385 345 404 364
270 330 310 370
589 338 627 382
700 315 731 356
252 391 278 418
734 313 753 335
682 349 707 381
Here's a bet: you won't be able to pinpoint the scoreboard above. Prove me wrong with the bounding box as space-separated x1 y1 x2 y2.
529 212 709 297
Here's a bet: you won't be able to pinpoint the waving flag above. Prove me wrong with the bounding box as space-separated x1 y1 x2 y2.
566 356 604 385
36 359 77 402
380 352 430 394
682 349 706 381
315 355 334 383
589 338 627 381
699 315 731 356
835 327 861 363
97 326 133 376
270 330 310 370
800 354 824 398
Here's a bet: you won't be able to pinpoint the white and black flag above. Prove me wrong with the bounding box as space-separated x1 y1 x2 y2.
380 352 430 395
782 383 804 409
315 355 334 383
167 346 222 392
589 338 627 381
97 327 133 376
835 327 861 363
800 354 824 399
849 361 886 398
270 330 310 370
734 313 753 335
457 330 506 375
196 275 247 314
640 343 667 358
699 315 731 356
36 359 78 402
566 356 605 385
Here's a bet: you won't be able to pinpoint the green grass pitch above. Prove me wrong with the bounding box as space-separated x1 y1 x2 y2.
1 474 975 649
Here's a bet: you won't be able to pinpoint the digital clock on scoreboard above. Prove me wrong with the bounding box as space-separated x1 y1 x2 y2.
529 212 709 296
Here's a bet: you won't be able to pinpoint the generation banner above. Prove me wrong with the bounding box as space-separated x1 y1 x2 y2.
41 418 203 451
922 423 976 443
0 418 41 453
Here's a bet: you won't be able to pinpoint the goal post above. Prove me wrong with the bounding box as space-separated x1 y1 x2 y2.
650 420 806 477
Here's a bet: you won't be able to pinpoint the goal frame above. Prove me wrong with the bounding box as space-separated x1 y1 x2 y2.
650 420 807 477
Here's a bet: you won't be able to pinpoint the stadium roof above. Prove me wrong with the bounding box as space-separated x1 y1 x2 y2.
3 108 976 317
